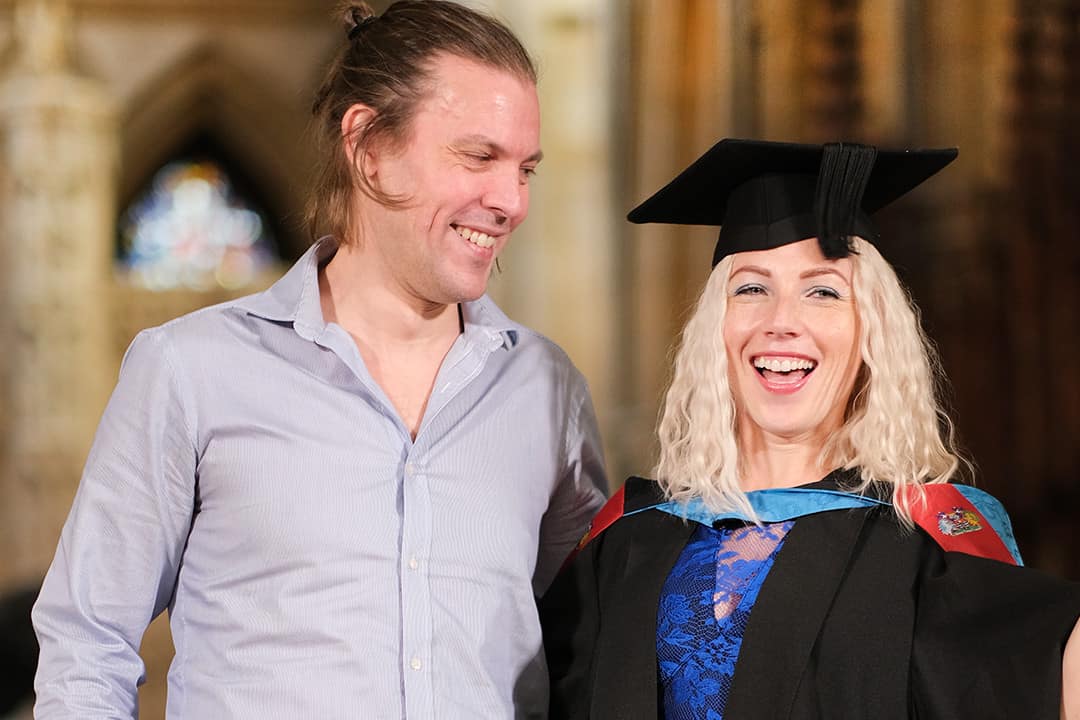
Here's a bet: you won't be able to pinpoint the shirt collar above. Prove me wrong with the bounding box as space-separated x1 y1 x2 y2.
461 294 519 351
235 238 334 340
237 237 520 350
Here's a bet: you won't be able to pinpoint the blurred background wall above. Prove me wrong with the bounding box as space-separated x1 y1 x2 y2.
0 0 1077 716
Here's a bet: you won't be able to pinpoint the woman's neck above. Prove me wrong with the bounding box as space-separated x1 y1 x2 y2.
738 431 835 491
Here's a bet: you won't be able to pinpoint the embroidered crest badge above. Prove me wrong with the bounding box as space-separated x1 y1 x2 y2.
902 484 1019 564
936 506 983 536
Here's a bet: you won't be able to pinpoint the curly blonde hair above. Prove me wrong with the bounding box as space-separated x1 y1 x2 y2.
654 237 969 524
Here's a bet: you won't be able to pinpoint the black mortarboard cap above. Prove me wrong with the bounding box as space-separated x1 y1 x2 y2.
627 139 958 266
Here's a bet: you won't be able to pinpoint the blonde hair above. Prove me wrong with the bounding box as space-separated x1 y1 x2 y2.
654 237 970 524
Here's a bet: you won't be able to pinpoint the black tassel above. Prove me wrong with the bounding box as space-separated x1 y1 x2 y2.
814 143 877 258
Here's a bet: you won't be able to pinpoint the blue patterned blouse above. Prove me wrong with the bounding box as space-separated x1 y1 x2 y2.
656 520 794 719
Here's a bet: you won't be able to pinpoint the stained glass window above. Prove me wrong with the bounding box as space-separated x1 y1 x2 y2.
118 158 279 290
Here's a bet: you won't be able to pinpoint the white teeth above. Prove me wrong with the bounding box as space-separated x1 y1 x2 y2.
454 225 495 248
753 357 816 373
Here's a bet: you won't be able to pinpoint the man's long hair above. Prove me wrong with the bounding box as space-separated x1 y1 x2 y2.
305 0 537 245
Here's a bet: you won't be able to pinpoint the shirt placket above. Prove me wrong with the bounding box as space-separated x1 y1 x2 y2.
400 446 435 718
399 329 499 718
315 321 439 716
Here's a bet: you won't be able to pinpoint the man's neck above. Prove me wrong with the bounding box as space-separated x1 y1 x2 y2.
318 242 462 348
318 242 463 439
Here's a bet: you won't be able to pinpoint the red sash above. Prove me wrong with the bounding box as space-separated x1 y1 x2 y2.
902 484 1017 565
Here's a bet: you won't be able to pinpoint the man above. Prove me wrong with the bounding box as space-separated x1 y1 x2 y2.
33 2 606 717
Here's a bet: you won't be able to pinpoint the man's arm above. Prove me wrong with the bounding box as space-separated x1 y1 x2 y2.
533 382 606 596
33 328 198 718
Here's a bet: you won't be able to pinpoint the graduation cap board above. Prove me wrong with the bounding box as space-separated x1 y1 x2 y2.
627 139 958 266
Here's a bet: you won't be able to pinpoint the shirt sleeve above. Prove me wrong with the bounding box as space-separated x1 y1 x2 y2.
533 375 607 597
32 328 198 718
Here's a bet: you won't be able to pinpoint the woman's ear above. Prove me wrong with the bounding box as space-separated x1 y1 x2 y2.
341 103 378 177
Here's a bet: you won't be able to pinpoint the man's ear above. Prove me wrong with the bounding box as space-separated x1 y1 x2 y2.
341 103 378 177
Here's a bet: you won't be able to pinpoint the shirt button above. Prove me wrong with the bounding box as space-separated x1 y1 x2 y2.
410 657 422 671
404 462 415 476
408 557 419 570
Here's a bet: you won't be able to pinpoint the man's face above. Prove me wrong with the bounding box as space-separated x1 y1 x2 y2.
360 53 541 306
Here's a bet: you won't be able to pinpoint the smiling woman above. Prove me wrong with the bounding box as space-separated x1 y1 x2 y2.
540 138 1080 720
646 142 963 522
722 240 862 479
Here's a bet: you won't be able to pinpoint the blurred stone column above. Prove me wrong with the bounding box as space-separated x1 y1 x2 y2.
611 0 746 482
0 0 118 588
482 0 621 483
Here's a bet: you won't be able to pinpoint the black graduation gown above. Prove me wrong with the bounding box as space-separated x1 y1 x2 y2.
540 473 1080 719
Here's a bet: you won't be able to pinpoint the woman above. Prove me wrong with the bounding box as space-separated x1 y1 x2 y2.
541 139 1080 719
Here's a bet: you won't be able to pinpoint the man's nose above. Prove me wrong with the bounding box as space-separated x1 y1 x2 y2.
482 166 528 224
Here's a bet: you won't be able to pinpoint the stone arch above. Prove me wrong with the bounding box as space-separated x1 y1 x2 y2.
119 43 314 260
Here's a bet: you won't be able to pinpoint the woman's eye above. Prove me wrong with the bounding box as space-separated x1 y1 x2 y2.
809 286 841 299
733 284 766 296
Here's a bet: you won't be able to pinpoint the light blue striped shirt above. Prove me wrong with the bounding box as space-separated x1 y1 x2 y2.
33 241 607 718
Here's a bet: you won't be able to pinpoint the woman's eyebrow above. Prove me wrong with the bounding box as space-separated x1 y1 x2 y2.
730 265 770 279
800 267 850 283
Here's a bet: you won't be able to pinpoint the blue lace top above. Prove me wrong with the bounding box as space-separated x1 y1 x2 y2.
656 520 794 719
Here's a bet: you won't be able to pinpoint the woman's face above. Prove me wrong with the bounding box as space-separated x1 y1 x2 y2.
723 238 862 446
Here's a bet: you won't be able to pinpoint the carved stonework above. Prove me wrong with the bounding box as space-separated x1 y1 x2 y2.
0 0 118 587
12 0 72 73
